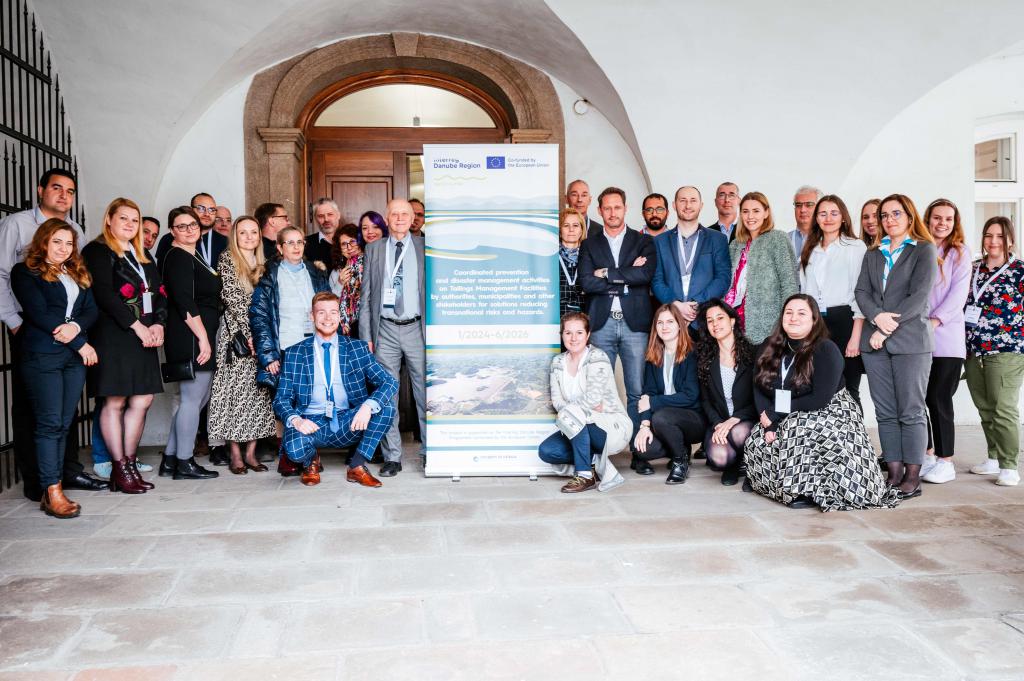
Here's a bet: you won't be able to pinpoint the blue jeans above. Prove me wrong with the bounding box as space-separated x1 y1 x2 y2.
91 397 111 464
589 316 647 431
20 349 86 487
538 424 607 473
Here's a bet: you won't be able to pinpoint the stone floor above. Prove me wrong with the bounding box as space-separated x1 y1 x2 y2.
0 427 1022 681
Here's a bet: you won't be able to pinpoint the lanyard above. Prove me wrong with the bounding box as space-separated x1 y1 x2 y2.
198 230 212 266
559 255 578 286
389 239 410 282
779 355 794 386
123 251 148 291
678 230 700 275
971 257 1015 302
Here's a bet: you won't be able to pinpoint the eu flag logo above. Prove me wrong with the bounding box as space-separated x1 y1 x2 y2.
486 156 505 169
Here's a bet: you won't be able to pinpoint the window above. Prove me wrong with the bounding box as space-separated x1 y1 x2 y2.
975 135 1015 181
975 119 1024 249
314 84 496 128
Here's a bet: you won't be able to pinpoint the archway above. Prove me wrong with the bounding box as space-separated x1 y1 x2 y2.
244 33 565 228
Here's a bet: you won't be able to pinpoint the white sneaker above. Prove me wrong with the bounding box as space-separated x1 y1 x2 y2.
970 459 1000 475
93 461 112 479
135 460 154 472
995 469 1020 486
920 455 939 479
922 458 956 484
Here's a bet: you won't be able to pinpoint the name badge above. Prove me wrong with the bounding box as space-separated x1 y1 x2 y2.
681 274 692 297
964 305 982 326
775 389 792 414
324 400 334 419
382 288 397 307
142 291 153 315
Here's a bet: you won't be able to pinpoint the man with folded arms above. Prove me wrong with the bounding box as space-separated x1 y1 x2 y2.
274 292 397 487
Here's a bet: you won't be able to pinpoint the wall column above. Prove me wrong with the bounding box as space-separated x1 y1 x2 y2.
258 127 306 218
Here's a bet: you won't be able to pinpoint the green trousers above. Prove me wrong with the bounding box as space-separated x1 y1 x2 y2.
965 352 1024 469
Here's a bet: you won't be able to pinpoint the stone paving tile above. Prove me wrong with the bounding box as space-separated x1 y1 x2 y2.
0 672 72 681
72 666 177 681
487 497 622 521
92 510 235 537
0 516 112 540
341 639 604 681
617 547 745 583
731 541 904 580
913 617 1024 680
290 598 424 650
490 551 628 590
446 481 559 502
1 495 126 517
594 630 788 681
353 555 495 597
613 584 778 631
0 614 86 669
0 570 176 615
611 486 778 516
742 577 923 623
907 475 1012 507
0 537 156 574
383 500 488 524
473 590 631 639
980 503 1024 528
895 572 1024 618
137 529 312 567
752 508 891 542
167 563 354 606
866 504 1017 538
173 657 338 681
565 515 772 548
983 533 1024 559
229 505 383 531
311 526 445 559
444 522 574 555
422 595 477 643
227 604 295 658
61 606 245 666
233 486 349 509
756 622 961 681
867 536 1024 575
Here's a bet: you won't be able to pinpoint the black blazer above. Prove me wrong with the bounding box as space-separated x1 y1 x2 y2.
156 229 226 267
639 353 702 422
10 263 98 353
700 358 757 425
579 227 657 332
305 233 333 270
585 217 604 239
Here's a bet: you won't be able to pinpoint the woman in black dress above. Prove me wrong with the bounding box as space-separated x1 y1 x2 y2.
159 206 222 481
82 198 166 494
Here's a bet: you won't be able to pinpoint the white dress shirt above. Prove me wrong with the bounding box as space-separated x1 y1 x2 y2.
800 236 867 318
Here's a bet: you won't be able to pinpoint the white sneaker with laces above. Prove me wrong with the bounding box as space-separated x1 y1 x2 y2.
920 455 939 479
995 469 1020 486
135 460 154 472
970 458 1000 475
922 458 955 484
93 461 112 479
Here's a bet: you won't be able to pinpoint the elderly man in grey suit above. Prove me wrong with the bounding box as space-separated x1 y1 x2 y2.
358 199 426 477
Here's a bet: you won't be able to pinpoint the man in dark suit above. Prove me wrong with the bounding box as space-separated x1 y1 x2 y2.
709 182 740 243
358 199 426 478
255 202 290 261
155 192 227 265
566 179 603 237
275 292 398 487
652 186 732 328
579 187 657 470
306 198 340 270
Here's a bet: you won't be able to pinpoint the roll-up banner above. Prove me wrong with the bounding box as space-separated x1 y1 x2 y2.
423 144 560 477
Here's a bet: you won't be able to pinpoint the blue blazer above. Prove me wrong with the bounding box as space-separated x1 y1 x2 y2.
651 226 731 309
638 352 702 422
273 333 398 425
10 263 97 353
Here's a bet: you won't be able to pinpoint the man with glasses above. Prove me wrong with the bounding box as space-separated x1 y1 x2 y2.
566 179 603 237
213 205 232 237
710 182 740 242
256 202 290 260
307 198 340 270
156 193 227 267
640 193 670 238
409 198 426 237
788 185 822 261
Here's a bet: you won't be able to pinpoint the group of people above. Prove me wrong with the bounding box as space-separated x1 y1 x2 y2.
0 168 430 517
549 180 1023 510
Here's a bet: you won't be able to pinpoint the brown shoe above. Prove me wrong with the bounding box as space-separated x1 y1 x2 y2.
300 459 322 486
40 482 80 519
561 475 597 493
193 435 210 457
347 465 382 488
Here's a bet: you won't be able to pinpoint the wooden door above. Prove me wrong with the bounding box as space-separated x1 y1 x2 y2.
309 150 402 228
329 177 391 225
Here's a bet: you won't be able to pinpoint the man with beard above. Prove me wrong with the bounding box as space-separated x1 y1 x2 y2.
641 193 670 237
306 198 340 269
155 193 226 266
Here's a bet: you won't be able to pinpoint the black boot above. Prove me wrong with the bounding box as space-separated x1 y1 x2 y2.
173 457 220 480
720 462 741 486
158 454 177 478
666 457 689 485
630 455 654 475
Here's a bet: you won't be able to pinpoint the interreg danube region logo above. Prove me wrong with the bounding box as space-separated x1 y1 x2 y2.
486 156 506 169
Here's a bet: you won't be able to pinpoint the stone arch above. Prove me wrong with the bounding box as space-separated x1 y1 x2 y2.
244 33 565 218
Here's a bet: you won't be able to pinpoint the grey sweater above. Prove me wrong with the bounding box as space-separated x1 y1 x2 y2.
728 230 799 343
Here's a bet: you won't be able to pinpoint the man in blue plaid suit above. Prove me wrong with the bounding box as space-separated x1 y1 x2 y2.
274 292 398 487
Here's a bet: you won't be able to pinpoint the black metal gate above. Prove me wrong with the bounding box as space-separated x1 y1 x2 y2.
1 0 89 492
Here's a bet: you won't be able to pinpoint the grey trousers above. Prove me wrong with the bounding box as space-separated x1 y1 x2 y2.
166 371 215 461
375 320 426 462
862 349 931 465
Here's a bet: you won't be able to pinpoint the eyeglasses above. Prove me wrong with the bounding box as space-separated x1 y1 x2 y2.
271 213 289 221
879 210 905 222
339 240 358 248
214 217 231 224
281 239 304 247
191 205 216 214
816 210 841 220
717 192 738 200
173 221 200 232
793 201 816 209
642 207 667 214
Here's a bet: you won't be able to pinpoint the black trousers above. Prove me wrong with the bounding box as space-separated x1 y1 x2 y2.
637 407 706 461
8 331 85 499
823 305 864 405
925 356 963 457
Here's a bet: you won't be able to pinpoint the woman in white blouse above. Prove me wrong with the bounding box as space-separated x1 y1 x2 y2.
799 194 868 404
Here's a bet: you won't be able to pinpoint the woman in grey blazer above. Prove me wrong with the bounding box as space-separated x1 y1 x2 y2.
855 194 938 500
725 192 798 344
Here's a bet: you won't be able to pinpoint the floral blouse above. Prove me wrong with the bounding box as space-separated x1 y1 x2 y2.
330 253 365 335
965 257 1024 357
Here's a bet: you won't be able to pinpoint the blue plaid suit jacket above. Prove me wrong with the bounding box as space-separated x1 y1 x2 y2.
273 334 398 425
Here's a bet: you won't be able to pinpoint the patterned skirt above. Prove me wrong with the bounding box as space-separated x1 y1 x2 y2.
744 389 901 512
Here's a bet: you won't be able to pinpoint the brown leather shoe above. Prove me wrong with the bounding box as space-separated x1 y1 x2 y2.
347 465 382 488
40 482 80 519
193 435 210 457
301 459 322 486
560 475 597 493
278 455 301 477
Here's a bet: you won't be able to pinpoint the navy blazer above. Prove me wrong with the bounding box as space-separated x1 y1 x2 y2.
638 352 702 422
273 333 398 425
651 226 731 311
579 227 657 332
10 263 97 353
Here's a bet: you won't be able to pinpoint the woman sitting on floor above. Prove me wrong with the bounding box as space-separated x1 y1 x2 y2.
744 294 901 511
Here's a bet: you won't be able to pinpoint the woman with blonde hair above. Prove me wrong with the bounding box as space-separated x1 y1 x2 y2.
558 207 587 318
208 216 276 474
859 198 881 247
82 198 166 494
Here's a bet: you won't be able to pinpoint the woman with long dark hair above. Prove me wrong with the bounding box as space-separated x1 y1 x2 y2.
632 304 704 485
696 299 757 486
744 294 900 510
358 210 388 247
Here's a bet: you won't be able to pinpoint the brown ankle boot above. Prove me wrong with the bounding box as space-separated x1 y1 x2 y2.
40 483 81 519
126 455 155 490
109 459 147 494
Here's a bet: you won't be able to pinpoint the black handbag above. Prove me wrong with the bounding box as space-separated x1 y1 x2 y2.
161 359 196 383
230 331 251 358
